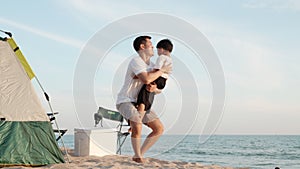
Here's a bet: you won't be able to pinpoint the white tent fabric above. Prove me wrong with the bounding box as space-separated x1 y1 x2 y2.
0 40 48 121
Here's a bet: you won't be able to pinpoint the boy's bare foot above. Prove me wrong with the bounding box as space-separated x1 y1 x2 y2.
132 157 144 163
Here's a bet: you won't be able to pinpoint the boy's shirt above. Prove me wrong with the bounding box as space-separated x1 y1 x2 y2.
154 54 172 79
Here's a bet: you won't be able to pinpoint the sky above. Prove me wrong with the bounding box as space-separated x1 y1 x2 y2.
1 0 299 135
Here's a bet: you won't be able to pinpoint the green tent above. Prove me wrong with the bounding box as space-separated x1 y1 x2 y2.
0 33 65 166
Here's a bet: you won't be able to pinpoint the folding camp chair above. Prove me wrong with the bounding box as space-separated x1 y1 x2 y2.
47 112 68 141
94 106 130 154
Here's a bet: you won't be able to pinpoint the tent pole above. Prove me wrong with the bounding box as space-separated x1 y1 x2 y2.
0 29 12 37
35 77 70 163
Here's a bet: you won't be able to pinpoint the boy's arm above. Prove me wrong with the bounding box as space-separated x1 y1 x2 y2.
160 63 172 74
155 56 172 74
154 55 165 70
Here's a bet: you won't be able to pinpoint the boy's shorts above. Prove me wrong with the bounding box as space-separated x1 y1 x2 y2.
116 102 158 124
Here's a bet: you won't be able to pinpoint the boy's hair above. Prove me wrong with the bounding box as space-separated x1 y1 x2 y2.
156 39 173 52
133 35 151 52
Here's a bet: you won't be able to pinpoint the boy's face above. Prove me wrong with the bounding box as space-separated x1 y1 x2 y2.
157 48 164 56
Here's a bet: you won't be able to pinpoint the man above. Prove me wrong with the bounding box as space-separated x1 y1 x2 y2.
116 36 170 163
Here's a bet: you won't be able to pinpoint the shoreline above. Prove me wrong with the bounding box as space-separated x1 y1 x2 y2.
1 149 248 169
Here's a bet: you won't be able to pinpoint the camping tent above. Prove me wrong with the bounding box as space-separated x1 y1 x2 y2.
0 33 65 166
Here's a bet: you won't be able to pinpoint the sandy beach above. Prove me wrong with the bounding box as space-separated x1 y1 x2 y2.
1 149 248 169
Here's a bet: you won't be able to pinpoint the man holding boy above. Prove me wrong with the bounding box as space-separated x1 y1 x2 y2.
116 36 171 163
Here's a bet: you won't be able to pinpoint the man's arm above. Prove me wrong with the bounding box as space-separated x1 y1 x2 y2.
136 70 163 84
136 62 173 84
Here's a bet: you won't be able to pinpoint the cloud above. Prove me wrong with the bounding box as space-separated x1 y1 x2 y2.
0 17 84 48
242 0 300 11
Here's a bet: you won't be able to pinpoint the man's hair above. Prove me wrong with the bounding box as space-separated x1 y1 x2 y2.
156 39 173 52
133 36 151 52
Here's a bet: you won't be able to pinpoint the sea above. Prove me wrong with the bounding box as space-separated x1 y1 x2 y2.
60 135 300 169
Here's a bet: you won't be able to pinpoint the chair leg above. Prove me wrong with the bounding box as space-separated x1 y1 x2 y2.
54 129 67 141
116 133 129 154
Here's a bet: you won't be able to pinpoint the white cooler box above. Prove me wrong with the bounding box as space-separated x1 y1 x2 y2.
74 128 118 156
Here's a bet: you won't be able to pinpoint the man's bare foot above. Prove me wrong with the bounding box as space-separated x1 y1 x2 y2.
132 157 144 163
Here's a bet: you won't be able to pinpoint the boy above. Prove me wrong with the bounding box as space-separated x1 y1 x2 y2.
135 39 173 116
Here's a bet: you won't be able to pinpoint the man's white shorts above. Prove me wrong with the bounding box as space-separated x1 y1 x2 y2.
116 102 158 124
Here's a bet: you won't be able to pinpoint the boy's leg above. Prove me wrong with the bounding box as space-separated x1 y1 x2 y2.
137 103 146 114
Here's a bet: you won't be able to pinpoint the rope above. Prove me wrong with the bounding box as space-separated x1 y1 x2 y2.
35 71 71 163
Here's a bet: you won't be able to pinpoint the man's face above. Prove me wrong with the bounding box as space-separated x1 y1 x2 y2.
143 38 154 56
